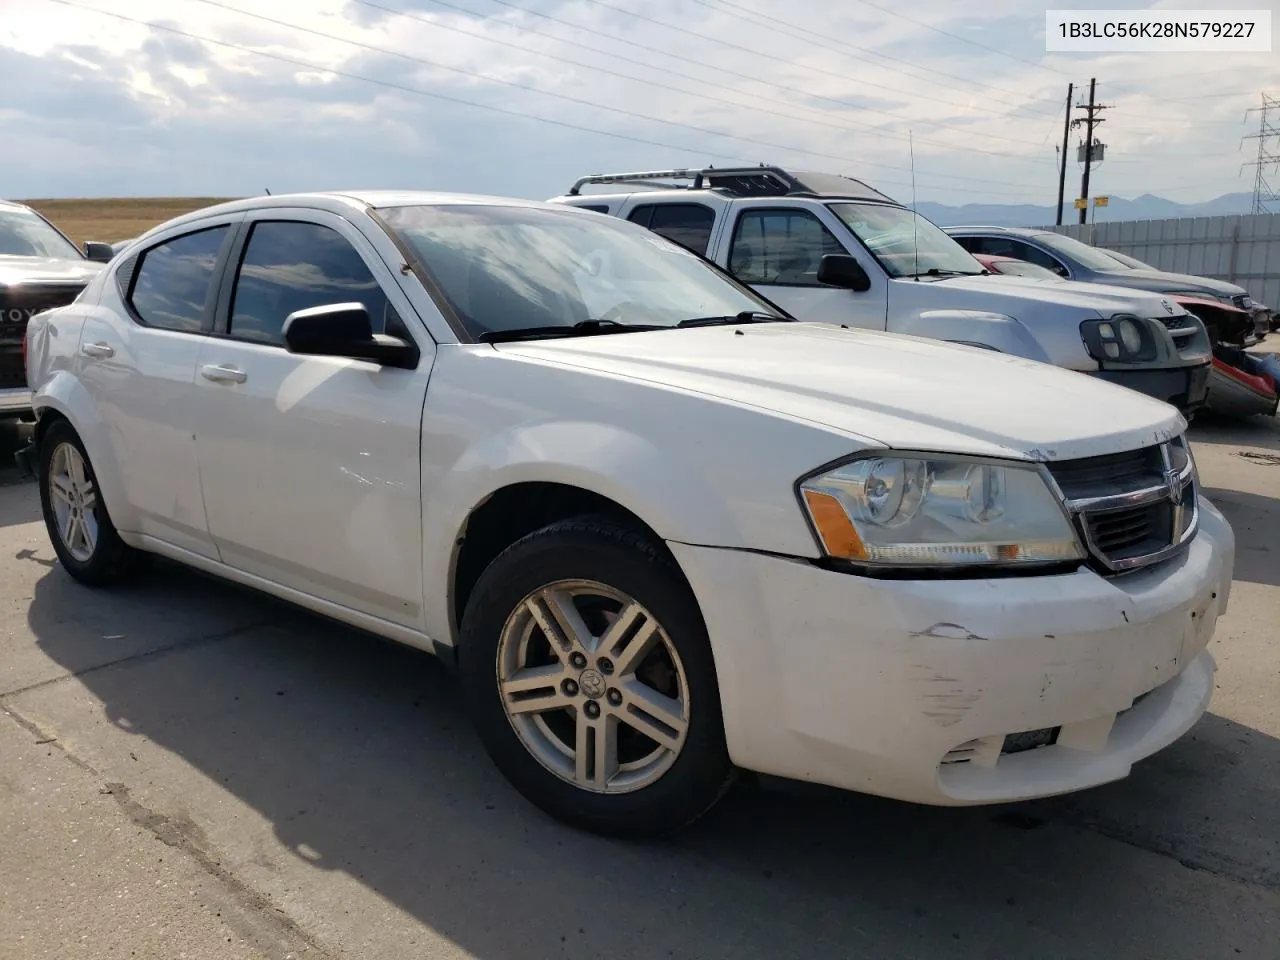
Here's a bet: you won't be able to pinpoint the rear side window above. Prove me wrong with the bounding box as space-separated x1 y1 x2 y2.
129 226 229 332
728 209 846 286
228 221 393 346
627 203 715 256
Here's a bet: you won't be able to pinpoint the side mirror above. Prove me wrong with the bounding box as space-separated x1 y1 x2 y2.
84 241 115 263
282 302 418 369
817 254 871 292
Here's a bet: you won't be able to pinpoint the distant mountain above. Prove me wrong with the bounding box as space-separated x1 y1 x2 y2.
915 192 1255 228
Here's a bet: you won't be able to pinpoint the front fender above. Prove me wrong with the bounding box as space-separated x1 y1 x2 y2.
420 419 753 647
895 310 1053 364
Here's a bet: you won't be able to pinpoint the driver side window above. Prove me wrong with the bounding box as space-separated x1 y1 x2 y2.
729 209 847 286
1008 240 1069 277
228 220 396 346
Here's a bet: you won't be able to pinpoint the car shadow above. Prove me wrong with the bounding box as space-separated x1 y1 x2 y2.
1202 485 1279 588
21 560 1280 960
1189 411 1280 454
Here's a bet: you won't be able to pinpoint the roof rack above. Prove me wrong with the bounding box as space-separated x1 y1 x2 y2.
566 165 895 203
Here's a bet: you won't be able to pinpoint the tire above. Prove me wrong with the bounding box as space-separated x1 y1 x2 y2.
459 517 733 837
38 419 145 586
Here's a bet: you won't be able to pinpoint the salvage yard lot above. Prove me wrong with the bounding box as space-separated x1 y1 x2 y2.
0 416 1277 960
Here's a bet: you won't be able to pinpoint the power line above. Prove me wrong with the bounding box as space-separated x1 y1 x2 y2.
355 0 1053 163
685 0 1064 118
423 0 1058 155
38 0 1049 201
566 0 1061 147
849 0 1069 78
182 0 1046 190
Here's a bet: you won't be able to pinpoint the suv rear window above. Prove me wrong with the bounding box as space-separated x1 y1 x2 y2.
627 203 715 256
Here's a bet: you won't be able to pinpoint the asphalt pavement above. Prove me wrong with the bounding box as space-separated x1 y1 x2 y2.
0 414 1277 960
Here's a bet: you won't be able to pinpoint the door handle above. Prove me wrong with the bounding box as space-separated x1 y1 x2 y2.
81 341 114 359
200 363 247 384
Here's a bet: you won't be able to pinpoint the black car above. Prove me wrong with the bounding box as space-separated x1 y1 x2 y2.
0 200 113 419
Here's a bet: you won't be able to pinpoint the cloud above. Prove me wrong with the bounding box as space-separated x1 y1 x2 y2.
0 0 1275 205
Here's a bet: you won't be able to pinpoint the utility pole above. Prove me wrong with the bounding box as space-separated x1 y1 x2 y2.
1056 82 1073 225
1242 92 1280 214
1071 78 1110 225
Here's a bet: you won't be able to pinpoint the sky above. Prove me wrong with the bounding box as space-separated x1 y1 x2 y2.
0 0 1277 207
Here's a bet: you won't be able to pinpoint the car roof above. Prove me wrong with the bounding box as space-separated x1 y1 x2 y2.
0 199 36 213
945 225 1047 237
136 190 575 237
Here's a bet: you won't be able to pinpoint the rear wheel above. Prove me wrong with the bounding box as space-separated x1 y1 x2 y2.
459 517 733 836
38 419 145 586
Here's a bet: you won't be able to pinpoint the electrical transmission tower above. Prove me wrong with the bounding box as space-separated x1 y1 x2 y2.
1243 92 1280 214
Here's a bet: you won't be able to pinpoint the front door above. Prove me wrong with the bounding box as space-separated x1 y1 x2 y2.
193 212 433 629
718 206 887 329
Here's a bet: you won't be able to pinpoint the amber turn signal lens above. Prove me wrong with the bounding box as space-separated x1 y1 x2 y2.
802 489 867 560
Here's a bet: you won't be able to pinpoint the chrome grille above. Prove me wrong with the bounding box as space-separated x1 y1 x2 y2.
1083 502 1173 562
1047 438 1198 573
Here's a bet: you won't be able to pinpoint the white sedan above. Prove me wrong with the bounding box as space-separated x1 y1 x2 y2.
24 191 1234 836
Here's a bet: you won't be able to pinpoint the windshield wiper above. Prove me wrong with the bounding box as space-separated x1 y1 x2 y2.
676 311 789 328
478 318 664 343
903 268 984 280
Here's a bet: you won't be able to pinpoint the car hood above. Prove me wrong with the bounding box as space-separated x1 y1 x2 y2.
497 322 1184 462
1090 268 1245 298
0 256 102 287
927 273 1191 318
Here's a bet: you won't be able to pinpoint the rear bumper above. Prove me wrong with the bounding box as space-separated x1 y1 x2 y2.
1091 362 1209 414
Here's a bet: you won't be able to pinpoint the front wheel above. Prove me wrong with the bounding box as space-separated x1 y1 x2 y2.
459 517 733 837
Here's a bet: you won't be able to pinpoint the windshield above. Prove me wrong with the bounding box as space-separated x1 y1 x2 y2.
0 208 82 260
828 202 983 278
378 204 778 338
1032 232 1132 272
995 259 1061 280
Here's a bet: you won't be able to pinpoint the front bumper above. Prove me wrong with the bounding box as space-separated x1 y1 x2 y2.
1091 362 1210 414
668 496 1234 806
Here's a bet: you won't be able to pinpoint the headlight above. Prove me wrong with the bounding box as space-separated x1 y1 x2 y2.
1080 315 1157 362
798 454 1085 567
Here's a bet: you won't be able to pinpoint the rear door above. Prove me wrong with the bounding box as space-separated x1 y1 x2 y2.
624 202 721 258
76 217 243 559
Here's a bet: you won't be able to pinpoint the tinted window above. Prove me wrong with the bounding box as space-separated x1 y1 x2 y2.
729 209 847 285
129 226 229 332
229 221 392 346
628 204 715 256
